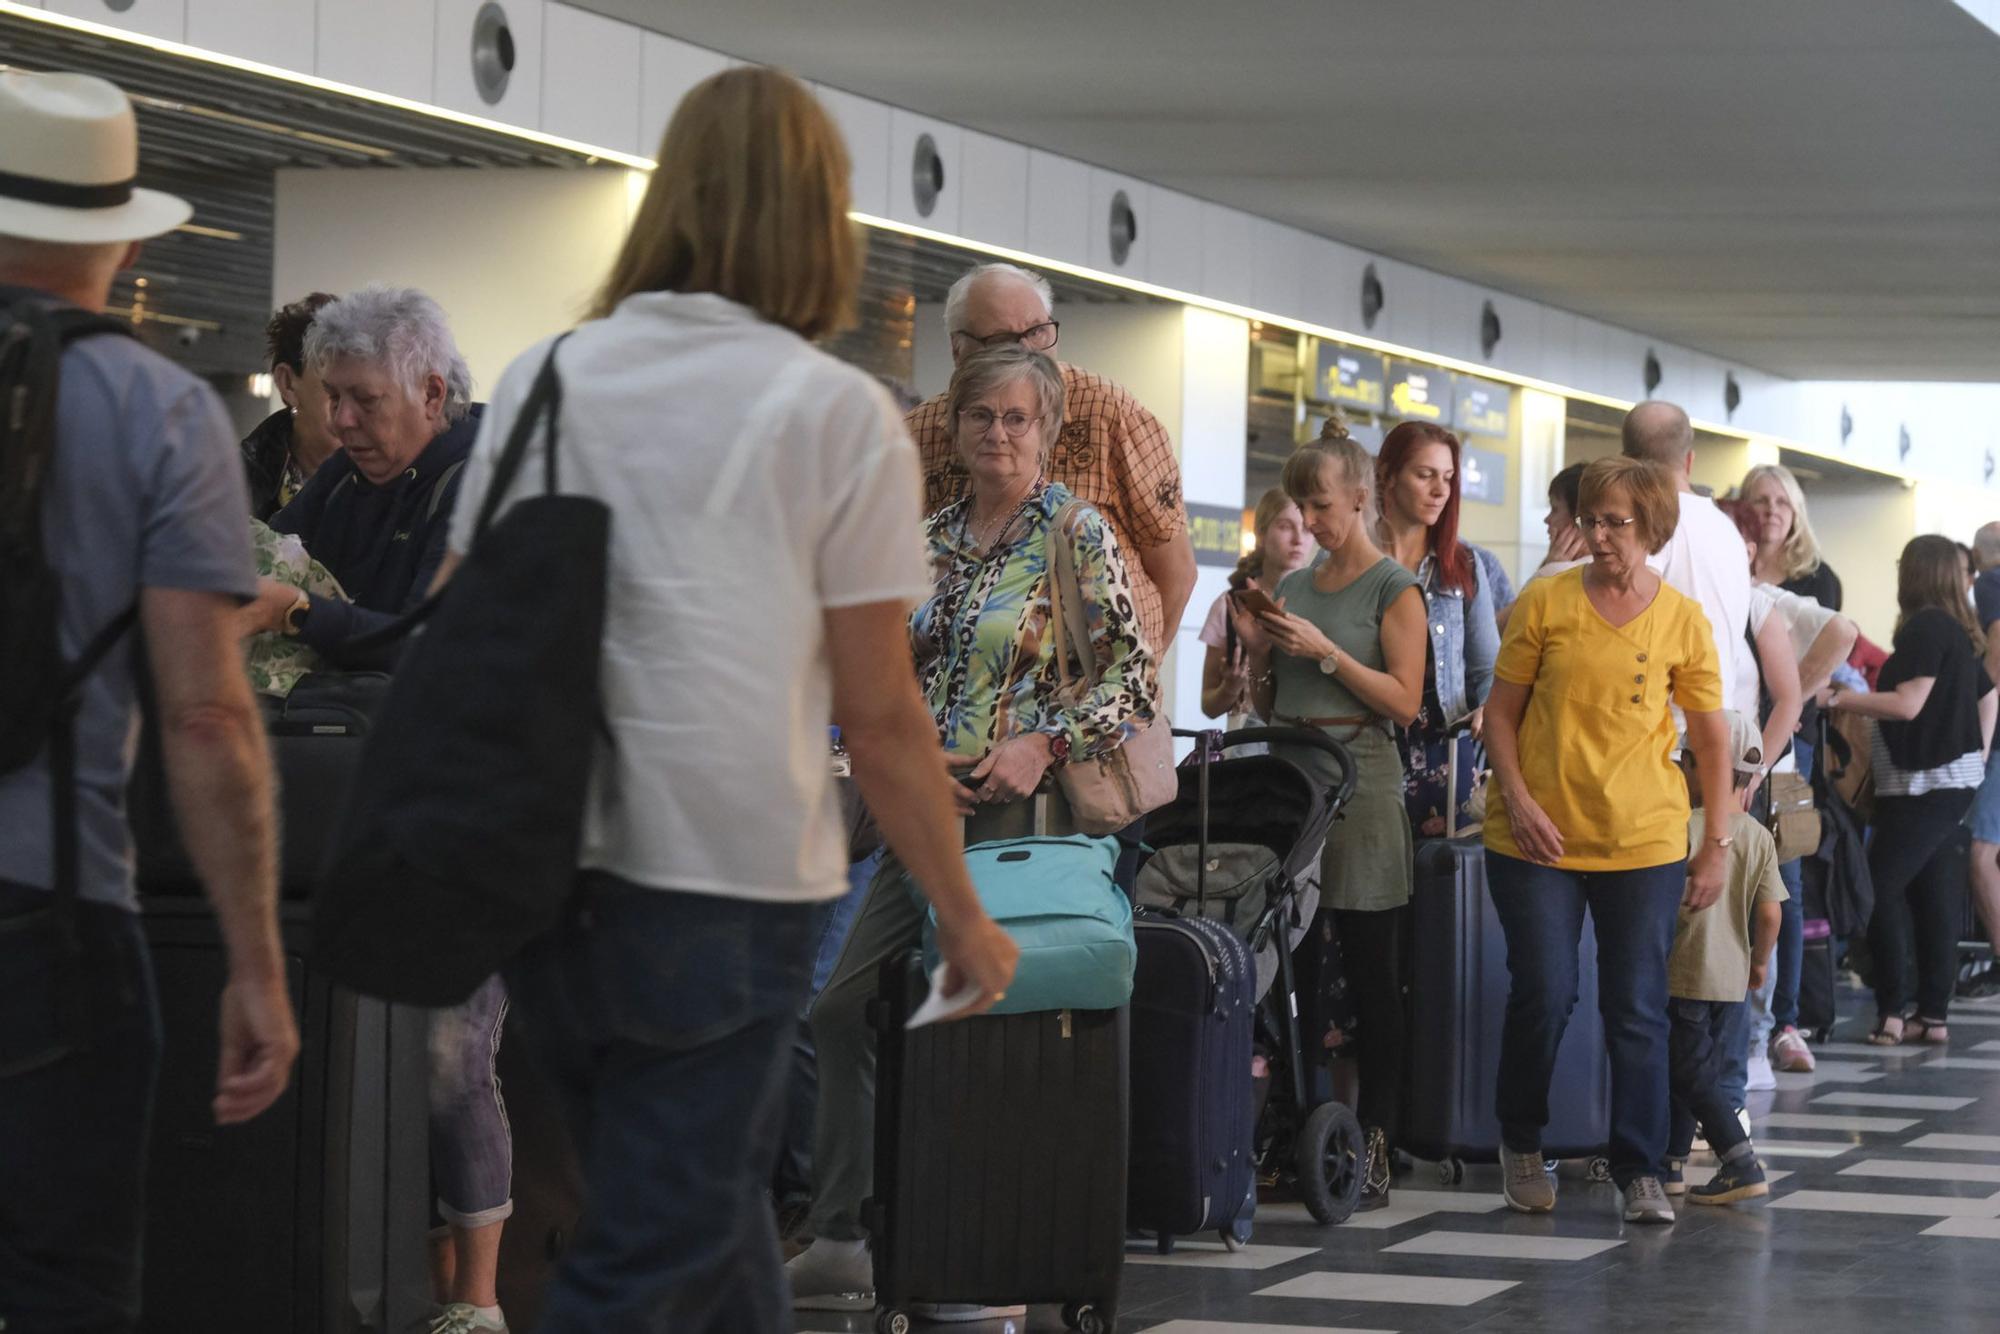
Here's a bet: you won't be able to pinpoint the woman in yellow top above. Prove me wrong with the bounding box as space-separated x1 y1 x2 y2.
1481 456 1735 1226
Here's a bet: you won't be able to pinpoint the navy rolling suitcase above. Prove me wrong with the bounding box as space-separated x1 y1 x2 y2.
1127 909 1257 1250
866 953 1125 1334
1402 838 1612 1183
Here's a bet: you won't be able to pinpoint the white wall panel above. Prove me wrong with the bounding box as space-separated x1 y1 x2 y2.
1249 220 1306 322
1145 187 1204 295
1086 167 1149 281
1199 203 1255 310
48 0 183 42
541 3 640 155
1299 233 1366 336
887 109 959 233
433 0 544 132
1484 295 1542 383
1686 352 1729 428
956 130 1027 254
188 0 311 71
1536 307 1576 388
1597 326 1652 403
1024 150 1089 269
1370 258 1433 354
1427 274 1483 366
810 84 888 218
318 0 434 104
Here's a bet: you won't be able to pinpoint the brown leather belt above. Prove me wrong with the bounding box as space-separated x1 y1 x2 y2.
1281 713 1375 729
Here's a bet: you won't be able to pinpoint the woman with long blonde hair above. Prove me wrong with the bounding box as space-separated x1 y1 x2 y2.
1740 463 1841 610
447 68 1015 1331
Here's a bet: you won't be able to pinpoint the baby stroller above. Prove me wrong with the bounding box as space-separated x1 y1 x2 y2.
1134 726 1367 1225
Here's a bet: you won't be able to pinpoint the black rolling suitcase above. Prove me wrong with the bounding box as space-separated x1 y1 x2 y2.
130 672 387 897
1127 908 1257 1250
865 953 1125 1334
1402 838 1612 1182
139 899 431 1333
1797 917 1837 1043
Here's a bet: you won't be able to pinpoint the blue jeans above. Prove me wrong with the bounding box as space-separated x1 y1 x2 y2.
506 875 820 1334
1668 997 1751 1161
1714 988 1754 1112
1486 852 1684 1189
772 852 876 1205
0 883 163 1333
1740 859 1804 1079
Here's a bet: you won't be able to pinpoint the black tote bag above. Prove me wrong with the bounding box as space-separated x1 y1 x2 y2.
313 339 609 1005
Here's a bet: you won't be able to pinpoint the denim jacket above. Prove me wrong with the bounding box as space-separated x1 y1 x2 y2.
1417 549 1500 724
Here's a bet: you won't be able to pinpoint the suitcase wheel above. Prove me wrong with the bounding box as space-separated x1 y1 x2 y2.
1435 1157 1466 1187
1219 1228 1245 1253
1587 1155 1614 1184
1063 1301 1111 1334
875 1310 912 1334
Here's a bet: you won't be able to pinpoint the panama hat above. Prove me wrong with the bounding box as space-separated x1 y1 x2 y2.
0 70 190 244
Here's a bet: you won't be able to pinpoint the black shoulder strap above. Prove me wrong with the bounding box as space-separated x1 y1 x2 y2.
474 334 571 541
342 334 573 656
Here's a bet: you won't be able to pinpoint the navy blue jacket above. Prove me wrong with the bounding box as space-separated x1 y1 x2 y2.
271 406 481 669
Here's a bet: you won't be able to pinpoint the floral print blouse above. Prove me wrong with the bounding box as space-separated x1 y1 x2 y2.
913 481 1158 762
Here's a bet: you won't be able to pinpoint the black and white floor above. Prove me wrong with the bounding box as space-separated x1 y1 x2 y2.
799 985 2000 1333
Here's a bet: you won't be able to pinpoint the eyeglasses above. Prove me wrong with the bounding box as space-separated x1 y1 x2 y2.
957 406 1043 437
951 321 1060 352
1575 515 1638 535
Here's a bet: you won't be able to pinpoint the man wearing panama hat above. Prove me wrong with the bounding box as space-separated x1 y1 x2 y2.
0 70 296 1330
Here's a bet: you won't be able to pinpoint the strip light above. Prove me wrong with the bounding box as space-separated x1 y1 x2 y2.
0 0 1907 482
0 1 658 171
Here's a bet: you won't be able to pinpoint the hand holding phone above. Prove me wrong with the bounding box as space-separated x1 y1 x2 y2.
1229 585 1283 619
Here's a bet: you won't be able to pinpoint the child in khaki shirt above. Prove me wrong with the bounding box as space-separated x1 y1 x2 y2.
1665 710 1786 1206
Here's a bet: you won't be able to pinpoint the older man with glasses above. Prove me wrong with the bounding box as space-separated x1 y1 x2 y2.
906 262 1197 663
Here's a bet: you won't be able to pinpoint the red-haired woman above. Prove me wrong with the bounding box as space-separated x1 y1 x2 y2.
1376 422 1501 835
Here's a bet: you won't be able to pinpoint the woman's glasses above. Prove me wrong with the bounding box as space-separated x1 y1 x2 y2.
1574 515 1637 534
957 407 1041 437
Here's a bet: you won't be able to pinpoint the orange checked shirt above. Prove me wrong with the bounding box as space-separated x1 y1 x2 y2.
906 362 1188 652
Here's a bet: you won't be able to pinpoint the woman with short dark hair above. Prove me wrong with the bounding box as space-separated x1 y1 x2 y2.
239 291 337 518
1482 455 1735 1225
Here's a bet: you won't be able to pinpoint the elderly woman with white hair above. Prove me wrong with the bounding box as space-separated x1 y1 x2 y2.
239 284 511 1326
240 283 480 670
788 344 1157 1318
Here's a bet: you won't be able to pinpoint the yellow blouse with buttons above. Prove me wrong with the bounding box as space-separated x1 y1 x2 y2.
1483 565 1724 871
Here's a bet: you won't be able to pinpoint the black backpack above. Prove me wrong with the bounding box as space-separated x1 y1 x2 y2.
312 337 611 1005
0 294 137 1075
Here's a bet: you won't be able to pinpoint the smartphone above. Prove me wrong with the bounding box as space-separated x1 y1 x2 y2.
1229 586 1283 619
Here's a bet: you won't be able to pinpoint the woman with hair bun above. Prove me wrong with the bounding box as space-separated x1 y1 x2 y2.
1236 416 1427 1210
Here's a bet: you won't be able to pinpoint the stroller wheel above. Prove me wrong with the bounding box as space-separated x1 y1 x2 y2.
1436 1158 1466 1187
1295 1101 1365 1224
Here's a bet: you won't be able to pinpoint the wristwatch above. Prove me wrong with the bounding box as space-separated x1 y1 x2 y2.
281 590 311 637
1044 730 1072 767
1317 648 1341 676
1708 833 1735 850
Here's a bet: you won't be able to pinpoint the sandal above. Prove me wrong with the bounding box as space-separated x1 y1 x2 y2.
1867 1016 1905 1045
1902 1017 1950 1044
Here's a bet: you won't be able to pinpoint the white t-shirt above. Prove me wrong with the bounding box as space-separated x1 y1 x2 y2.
1521 556 1589 590
449 292 931 903
1745 583 1839 773
1649 492 1755 715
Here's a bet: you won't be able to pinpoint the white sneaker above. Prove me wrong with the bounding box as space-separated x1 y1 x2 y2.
429 1305 508 1334
1746 1050 1777 1092
1621 1175 1676 1224
785 1238 874 1312
910 1302 1029 1324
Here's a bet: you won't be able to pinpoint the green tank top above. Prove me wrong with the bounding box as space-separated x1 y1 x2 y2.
1271 556 1420 721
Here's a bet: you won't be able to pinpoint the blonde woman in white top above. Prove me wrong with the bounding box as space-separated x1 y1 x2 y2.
440 69 1015 1333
